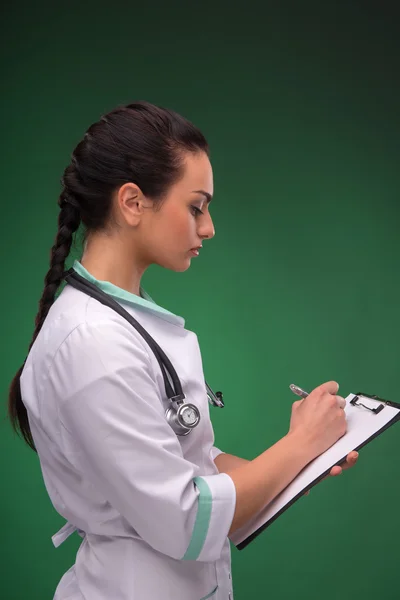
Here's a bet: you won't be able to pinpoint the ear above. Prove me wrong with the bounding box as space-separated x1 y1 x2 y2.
115 182 152 227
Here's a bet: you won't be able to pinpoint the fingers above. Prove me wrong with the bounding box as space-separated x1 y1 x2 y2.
317 381 340 395
336 396 346 409
310 451 359 495
342 451 359 470
330 451 359 475
329 465 342 476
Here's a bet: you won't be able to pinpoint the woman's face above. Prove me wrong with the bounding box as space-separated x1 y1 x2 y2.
138 151 215 272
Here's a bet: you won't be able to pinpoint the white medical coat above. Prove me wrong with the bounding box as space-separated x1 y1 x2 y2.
20 261 236 600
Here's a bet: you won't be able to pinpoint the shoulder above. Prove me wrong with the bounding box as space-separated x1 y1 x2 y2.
34 284 152 368
32 287 159 403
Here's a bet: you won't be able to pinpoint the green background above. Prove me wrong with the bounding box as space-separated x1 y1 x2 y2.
1 1 399 598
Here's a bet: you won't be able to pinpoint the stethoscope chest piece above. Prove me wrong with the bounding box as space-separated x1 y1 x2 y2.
165 396 201 436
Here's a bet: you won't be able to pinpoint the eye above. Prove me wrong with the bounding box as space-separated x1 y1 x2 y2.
190 205 203 217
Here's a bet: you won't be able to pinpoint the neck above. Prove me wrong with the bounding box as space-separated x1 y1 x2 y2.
80 233 148 296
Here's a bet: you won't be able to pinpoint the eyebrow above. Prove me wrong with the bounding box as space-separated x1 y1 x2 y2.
192 190 212 203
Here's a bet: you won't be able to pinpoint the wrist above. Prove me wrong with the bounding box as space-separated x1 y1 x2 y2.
284 429 316 467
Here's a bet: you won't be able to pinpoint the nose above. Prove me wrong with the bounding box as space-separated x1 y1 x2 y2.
198 211 215 240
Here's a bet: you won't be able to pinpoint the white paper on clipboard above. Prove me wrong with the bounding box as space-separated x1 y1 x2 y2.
229 393 400 549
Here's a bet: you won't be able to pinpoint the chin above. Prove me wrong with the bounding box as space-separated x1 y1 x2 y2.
158 256 192 273
172 259 192 273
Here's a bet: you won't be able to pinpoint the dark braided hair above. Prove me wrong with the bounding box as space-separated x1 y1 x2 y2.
8 100 209 451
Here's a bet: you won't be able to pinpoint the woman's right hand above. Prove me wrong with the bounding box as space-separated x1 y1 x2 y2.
288 381 347 460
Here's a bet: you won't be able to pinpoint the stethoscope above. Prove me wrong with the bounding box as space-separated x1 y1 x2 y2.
63 268 224 437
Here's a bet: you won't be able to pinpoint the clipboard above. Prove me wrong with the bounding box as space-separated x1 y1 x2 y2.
229 392 400 551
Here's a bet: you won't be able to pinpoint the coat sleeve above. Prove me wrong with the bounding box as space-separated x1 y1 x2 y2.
210 446 225 461
53 319 236 562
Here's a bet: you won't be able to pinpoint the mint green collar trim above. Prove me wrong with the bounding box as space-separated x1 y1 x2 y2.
72 260 185 327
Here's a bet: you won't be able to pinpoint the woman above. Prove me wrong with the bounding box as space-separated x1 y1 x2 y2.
8 101 358 600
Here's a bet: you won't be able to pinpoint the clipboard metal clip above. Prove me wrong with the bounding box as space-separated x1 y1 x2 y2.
352 392 385 415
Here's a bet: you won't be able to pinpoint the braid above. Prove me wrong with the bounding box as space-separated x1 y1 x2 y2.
8 189 81 451
30 193 81 346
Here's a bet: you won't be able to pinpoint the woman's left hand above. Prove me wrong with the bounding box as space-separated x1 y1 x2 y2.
304 451 359 496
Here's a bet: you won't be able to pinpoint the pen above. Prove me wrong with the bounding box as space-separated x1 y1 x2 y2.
290 383 348 411
289 384 309 399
